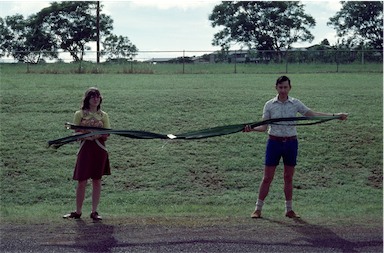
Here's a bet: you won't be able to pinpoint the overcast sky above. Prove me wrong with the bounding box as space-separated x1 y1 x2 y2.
0 0 342 60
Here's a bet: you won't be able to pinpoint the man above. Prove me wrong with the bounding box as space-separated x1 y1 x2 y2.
244 76 348 218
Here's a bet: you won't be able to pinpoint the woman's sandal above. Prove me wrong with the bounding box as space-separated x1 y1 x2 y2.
63 211 82 219
90 211 102 221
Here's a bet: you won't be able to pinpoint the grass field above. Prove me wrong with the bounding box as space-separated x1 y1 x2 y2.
0 64 382 223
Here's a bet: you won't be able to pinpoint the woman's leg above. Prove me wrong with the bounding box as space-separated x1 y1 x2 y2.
91 179 102 213
76 180 87 214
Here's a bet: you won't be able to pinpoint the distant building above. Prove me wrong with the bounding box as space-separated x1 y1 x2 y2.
145 58 173 64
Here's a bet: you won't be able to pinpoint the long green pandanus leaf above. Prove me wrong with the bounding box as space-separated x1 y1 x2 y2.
48 128 168 148
48 116 341 148
174 116 340 139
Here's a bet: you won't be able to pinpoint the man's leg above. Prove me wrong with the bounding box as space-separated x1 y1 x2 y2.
252 166 276 218
258 166 277 201
283 165 299 218
283 165 295 202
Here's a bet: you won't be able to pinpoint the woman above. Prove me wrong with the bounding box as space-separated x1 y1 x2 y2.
244 76 348 219
63 87 111 221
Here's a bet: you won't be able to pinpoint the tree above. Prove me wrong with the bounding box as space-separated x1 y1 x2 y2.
0 17 11 58
320 39 330 46
0 15 57 63
327 1 383 49
101 35 138 61
1 1 138 63
209 1 316 53
33 1 114 62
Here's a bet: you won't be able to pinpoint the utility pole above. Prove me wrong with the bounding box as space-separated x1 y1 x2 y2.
96 1 100 63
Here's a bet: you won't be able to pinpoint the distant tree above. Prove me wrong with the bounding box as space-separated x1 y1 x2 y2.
209 1 316 53
33 1 114 61
102 35 138 61
328 1 383 49
320 39 330 46
1 1 139 63
0 17 11 58
0 15 57 63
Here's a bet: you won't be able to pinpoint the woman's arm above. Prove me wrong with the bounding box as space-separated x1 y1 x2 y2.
99 111 110 141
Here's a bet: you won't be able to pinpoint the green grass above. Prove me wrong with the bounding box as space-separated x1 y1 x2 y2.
0 65 382 223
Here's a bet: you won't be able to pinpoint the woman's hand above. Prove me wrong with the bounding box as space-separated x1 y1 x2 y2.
100 134 109 141
74 130 98 141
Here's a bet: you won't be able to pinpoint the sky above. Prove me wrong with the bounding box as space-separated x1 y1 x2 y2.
0 0 342 61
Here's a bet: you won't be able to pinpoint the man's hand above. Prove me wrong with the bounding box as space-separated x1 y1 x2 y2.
335 113 349 120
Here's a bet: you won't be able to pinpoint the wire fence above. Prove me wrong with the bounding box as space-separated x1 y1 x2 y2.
1 49 382 74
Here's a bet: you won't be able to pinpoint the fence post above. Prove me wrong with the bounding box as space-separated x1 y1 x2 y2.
130 58 133 73
96 1 100 64
335 49 339 73
234 50 237 74
78 60 82 73
182 50 185 74
285 51 288 74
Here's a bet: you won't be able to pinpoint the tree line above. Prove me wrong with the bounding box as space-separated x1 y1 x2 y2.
0 1 137 63
0 1 382 64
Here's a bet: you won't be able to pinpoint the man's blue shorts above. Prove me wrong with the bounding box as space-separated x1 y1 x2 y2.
265 138 298 166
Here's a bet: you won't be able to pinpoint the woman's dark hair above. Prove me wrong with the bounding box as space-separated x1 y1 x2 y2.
81 87 103 111
276 76 291 87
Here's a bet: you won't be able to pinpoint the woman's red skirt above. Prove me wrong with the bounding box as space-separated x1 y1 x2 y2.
73 139 111 181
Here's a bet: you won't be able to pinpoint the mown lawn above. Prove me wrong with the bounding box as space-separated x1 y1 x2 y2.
0 66 382 222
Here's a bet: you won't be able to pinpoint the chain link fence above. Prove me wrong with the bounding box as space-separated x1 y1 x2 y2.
1 49 382 74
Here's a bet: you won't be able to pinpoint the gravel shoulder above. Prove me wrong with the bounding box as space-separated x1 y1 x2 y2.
1 216 382 253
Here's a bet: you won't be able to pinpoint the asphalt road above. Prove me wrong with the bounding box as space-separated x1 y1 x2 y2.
1 216 382 253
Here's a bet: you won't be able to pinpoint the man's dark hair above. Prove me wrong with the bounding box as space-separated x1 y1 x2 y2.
276 76 291 87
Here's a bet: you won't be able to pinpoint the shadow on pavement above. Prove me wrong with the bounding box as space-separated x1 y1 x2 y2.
265 217 382 253
70 220 118 253
41 217 382 253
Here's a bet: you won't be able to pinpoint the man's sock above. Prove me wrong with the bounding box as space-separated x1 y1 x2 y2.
285 200 292 213
256 199 264 211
